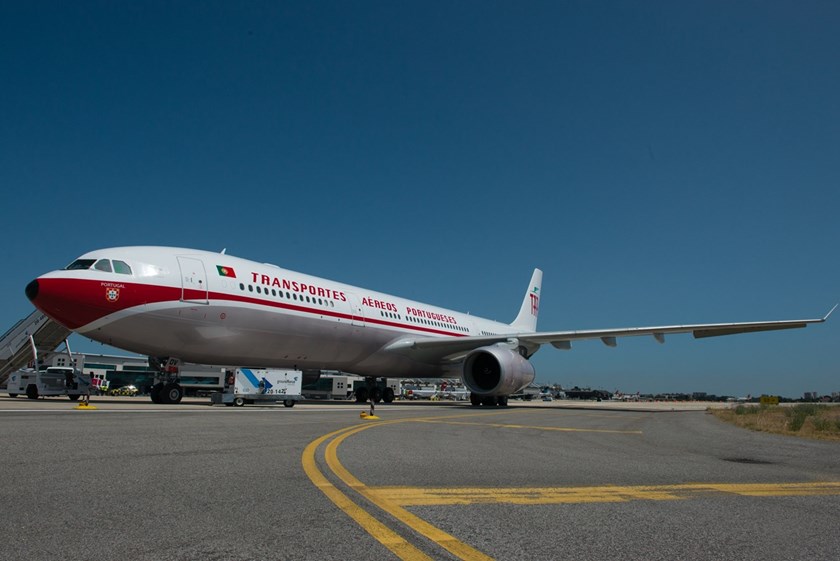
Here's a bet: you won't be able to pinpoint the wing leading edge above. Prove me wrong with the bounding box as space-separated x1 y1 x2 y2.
383 305 836 363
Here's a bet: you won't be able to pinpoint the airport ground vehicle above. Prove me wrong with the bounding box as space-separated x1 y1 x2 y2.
90 372 110 395
211 368 303 407
5 366 88 400
301 374 361 400
110 384 139 396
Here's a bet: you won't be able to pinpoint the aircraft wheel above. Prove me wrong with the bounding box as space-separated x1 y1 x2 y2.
481 396 498 406
497 396 508 407
26 384 39 400
470 393 481 407
355 387 369 403
382 387 395 403
150 383 164 404
371 387 382 403
164 383 183 404
233 397 245 407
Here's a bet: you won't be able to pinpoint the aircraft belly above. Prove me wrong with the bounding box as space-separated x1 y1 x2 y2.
348 352 451 378
84 304 439 375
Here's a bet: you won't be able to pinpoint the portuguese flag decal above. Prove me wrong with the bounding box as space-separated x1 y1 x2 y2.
216 265 237 278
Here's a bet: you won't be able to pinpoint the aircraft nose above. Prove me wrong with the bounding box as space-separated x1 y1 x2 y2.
25 275 132 330
25 279 39 302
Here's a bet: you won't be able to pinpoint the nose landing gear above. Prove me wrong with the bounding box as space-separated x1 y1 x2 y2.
148 357 184 404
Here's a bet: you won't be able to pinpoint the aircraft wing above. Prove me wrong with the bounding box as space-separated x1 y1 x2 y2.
383 306 836 363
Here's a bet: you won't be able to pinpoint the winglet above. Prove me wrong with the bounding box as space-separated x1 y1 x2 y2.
511 268 543 332
824 303 838 321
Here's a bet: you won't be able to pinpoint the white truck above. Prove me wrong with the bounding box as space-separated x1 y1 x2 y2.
6 366 90 401
211 368 303 407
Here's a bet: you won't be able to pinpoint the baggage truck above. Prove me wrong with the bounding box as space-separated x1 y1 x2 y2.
211 368 303 407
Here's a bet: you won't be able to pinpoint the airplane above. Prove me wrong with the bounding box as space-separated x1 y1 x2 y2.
24 246 835 405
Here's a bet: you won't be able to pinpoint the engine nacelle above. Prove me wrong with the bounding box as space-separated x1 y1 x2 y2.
462 345 536 396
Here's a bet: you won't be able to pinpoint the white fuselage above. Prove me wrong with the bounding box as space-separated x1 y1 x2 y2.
29 246 519 378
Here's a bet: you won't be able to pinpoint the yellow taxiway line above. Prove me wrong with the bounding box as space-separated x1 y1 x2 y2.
301 423 435 561
368 481 840 506
302 410 525 561
325 422 495 561
303 409 840 561
412 418 643 434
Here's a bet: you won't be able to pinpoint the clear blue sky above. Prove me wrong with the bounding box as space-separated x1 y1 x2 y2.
2 2 837 397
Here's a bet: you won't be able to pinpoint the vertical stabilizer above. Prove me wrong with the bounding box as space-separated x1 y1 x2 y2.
511 268 542 332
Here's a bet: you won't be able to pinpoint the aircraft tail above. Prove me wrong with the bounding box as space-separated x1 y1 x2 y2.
511 268 543 332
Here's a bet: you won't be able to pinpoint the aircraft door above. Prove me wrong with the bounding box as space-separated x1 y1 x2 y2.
346 293 365 327
177 256 209 304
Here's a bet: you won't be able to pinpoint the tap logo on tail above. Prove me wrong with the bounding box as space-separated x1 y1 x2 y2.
529 287 540 316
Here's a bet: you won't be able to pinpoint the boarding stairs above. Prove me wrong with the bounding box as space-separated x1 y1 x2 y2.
0 309 71 387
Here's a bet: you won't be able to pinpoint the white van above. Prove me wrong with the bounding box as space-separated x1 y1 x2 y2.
6 366 89 401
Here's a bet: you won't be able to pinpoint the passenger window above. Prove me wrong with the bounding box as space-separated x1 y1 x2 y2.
93 259 112 273
112 260 132 275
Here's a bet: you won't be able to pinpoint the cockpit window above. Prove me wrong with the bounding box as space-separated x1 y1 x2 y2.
65 258 132 275
65 259 96 270
112 260 132 275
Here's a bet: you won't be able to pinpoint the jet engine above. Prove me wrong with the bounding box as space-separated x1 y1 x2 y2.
462 344 535 396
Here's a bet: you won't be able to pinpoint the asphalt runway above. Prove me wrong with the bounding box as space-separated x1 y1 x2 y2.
1 398 838 561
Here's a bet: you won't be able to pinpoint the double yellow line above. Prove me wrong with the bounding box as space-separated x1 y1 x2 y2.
302 422 434 560
302 411 528 560
302 410 840 560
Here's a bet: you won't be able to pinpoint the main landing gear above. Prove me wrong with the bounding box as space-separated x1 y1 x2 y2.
469 393 508 407
354 377 395 404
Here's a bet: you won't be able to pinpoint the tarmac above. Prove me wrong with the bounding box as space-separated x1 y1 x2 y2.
1 396 838 560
